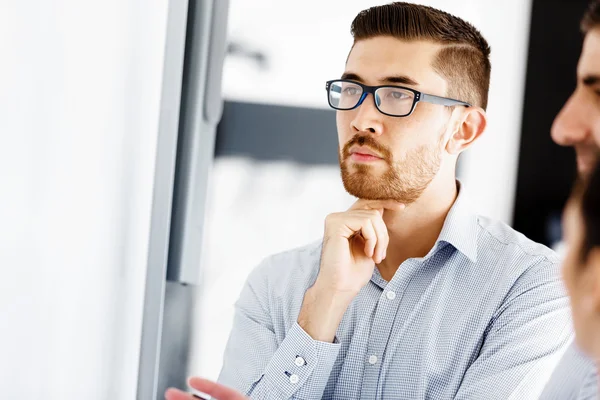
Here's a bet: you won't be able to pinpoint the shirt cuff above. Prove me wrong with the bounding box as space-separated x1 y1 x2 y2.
255 322 341 399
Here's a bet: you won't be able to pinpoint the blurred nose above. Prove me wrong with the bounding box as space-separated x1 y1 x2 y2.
350 93 384 136
551 91 592 146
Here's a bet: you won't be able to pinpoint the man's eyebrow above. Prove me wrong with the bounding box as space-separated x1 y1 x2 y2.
340 72 419 87
381 75 419 86
341 72 363 81
582 75 600 86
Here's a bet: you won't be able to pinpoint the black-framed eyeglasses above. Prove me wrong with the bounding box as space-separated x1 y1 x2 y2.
325 79 471 117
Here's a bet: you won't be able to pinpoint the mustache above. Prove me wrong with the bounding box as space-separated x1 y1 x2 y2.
342 134 392 160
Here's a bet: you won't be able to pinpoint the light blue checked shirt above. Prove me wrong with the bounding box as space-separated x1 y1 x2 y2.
218 186 573 399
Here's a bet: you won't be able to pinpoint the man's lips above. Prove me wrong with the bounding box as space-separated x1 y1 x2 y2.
348 146 383 159
347 145 384 163
349 152 384 162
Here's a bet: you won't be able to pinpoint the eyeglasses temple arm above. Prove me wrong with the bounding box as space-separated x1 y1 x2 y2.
421 93 471 107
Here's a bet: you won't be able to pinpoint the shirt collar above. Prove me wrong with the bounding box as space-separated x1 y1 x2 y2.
435 180 479 263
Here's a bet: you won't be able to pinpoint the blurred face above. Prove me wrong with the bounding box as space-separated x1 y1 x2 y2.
337 37 456 204
552 28 600 177
562 198 600 357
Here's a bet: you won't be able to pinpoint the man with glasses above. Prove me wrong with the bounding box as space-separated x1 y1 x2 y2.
167 2 571 399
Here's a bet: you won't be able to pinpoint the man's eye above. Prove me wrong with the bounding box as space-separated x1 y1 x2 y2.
389 91 409 99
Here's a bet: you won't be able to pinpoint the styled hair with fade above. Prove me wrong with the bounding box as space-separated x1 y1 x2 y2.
350 2 491 110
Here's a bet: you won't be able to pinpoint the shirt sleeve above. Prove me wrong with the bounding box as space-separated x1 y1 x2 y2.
454 259 574 400
217 259 341 400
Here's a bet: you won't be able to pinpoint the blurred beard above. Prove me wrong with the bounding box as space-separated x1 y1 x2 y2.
339 133 444 204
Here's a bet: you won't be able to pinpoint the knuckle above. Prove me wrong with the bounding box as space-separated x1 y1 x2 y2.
368 209 381 218
325 212 339 224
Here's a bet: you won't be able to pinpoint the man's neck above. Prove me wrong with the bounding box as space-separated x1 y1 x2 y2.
377 177 459 281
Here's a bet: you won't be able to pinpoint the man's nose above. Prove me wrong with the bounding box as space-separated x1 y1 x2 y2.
351 93 384 135
551 92 591 146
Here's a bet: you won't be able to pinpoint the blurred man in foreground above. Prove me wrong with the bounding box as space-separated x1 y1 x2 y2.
539 1 600 399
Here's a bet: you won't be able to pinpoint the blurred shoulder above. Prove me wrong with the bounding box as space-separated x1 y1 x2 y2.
540 343 598 400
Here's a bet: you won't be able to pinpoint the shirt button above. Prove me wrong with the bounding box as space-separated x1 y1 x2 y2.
289 374 299 384
368 355 378 364
294 356 305 366
386 290 396 300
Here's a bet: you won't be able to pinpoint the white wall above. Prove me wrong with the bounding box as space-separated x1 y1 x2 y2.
457 0 533 226
0 1 168 398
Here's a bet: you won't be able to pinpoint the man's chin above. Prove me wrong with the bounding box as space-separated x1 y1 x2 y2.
342 183 386 201
345 163 385 175
342 177 426 204
342 181 403 202
576 153 600 178
578 163 596 179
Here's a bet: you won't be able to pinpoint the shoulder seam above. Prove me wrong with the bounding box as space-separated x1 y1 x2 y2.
476 218 558 264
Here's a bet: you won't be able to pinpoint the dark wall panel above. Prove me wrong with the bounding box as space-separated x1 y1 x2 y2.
513 0 588 246
215 101 339 165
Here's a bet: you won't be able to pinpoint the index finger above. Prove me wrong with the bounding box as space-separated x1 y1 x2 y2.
188 377 249 400
350 199 405 212
165 388 199 400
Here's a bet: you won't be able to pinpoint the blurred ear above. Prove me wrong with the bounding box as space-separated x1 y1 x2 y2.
446 106 487 155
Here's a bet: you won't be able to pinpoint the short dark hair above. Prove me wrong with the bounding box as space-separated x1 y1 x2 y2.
581 0 600 34
350 2 491 110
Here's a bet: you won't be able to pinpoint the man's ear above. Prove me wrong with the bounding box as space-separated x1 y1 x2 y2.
446 107 487 155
